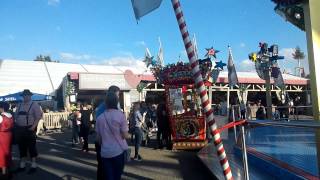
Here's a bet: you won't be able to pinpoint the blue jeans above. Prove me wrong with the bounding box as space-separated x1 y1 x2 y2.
101 152 125 180
134 127 143 157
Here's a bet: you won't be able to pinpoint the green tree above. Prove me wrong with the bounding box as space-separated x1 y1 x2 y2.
292 46 305 77
34 55 55 62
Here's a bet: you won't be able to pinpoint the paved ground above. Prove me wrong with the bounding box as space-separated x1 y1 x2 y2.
10 130 214 180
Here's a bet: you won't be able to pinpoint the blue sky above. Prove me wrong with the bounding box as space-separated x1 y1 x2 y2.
0 0 309 73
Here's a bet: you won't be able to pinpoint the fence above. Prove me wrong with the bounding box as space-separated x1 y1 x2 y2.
43 112 70 130
232 105 313 121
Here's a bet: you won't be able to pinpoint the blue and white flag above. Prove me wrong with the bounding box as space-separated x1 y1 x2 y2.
131 0 163 21
227 46 239 87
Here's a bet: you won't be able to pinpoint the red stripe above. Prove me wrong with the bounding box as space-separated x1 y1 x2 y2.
206 109 214 117
196 81 204 89
220 158 227 166
200 90 207 98
182 31 189 40
176 12 183 20
208 119 215 127
213 137 222 146
212 129 219 136
245 147 318 180
184 41 192 50
179 22 186 30
173 1 180 10
191 61 198 69
223 167 232 176
202 99 210 108
187 51 195 59
217 147 225 156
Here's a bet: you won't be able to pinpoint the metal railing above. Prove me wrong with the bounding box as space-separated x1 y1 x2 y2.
232 105 313 121
43 112 70 130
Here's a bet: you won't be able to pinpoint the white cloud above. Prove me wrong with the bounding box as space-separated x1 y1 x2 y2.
102 55 148 73
240 43 246 48
48 0 60 6
279 48 295 60
135 41 146 47
279 48 309 74
59 52 91 62
237 59 256 72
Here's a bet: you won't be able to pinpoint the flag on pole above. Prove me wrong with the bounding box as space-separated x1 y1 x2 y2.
157 37 164 67
227 46 239 87
192 34 198 59
131 0 163 21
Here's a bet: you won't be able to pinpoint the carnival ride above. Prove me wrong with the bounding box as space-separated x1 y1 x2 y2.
149 48 225 150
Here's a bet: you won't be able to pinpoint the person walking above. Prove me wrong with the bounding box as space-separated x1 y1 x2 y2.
14 89 43 174
133 102 146 161
95 85 120 180
0 102 14 179
240 101 246 119
95 92 128 180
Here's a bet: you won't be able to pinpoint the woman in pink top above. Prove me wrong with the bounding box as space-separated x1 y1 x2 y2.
95 92 129 180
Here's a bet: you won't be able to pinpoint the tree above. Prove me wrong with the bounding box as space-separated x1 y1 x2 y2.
33 55 59 62
292 46 305 77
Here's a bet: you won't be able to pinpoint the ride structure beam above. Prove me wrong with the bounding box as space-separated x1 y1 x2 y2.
304 0 320 121
170 0 233 179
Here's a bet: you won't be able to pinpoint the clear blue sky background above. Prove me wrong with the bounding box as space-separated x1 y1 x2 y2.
0 0 308 73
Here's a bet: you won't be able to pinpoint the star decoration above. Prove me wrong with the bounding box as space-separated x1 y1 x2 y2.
214 60 226 70
205 47 220 58
143 56 154 68
249 53 258 62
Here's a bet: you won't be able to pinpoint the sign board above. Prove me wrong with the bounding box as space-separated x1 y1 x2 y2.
79 73 131 90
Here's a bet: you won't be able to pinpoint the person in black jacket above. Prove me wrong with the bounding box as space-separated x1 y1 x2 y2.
156 102 171 149
80 103 92 152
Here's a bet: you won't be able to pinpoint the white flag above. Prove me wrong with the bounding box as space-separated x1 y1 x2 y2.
192 34 199 59
131 0 163 20
157 37 164 67
145 47 152 58
227 46 239 87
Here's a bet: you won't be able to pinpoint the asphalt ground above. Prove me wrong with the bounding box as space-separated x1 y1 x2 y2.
9 129 214 180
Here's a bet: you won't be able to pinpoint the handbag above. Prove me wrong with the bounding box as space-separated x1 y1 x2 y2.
103 112 131 163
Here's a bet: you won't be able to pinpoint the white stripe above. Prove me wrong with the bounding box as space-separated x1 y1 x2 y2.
175 7 182 16
178 17 184 26
219 152 226 160
222 161 229 170
210 123 218 131
226 172 233 179
213 133 221 141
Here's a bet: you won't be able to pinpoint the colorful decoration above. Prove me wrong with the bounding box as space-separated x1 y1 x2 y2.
205 47 219 58
143 56 154 68
176 119 200 138
249 42 285 84
249 53 258 62
214 60 227 70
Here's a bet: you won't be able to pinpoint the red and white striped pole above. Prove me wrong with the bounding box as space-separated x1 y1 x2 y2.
171 0 233 179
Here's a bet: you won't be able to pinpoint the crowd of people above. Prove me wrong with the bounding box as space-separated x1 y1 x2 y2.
0 86 172 180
